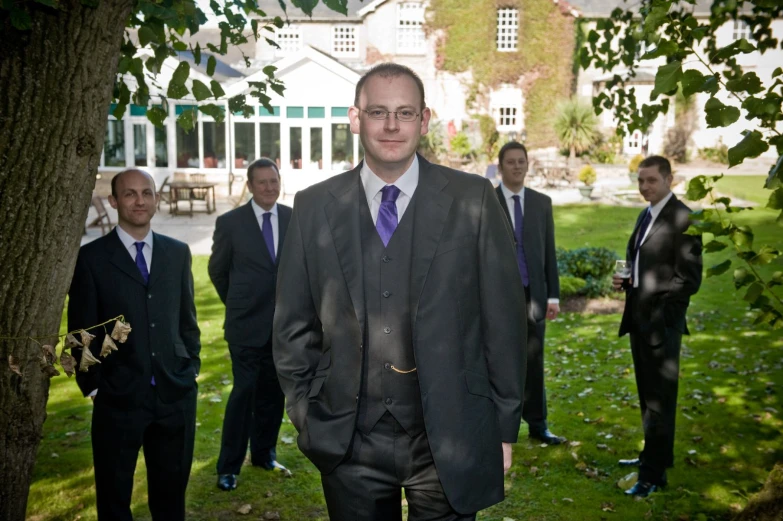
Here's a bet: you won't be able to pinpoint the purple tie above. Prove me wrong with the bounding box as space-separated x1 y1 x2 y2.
512 195 529 287
134 242 149 284
262 212 276 263
376 185 401 247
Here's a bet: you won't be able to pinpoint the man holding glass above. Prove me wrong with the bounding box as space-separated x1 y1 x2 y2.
612 155 702 497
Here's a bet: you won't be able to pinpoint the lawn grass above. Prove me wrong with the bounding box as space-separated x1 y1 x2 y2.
711 176 771 207
26 198 782 521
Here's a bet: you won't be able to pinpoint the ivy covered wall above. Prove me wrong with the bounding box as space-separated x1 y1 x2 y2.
427 0 576 148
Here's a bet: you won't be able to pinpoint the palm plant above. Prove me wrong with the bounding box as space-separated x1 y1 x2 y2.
554 98 599 163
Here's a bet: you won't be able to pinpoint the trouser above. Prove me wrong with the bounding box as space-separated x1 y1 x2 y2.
217 340 285 474
92 385 197 521
321 412 476 521
522 285 548 433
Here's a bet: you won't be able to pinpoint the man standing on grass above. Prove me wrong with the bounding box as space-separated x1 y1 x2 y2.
613 155 702 497
273 62 526 520
69 169 200 521
209 158 292 491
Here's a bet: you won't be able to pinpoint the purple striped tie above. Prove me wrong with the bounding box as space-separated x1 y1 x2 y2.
376 185 401 247
262 212 276 263
512 195 529 287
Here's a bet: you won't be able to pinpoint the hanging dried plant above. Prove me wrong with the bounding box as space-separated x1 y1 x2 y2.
8 355 22 376
41 344 57 366
79 330 96 350
60 351 76 377
110 320 132 343
78 348 101 372
65 333 82 349
100 335 118 357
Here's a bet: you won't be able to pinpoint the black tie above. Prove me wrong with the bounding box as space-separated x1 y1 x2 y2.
632 208 652 265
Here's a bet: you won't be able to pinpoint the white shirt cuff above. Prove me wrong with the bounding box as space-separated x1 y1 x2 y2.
547 298 560 305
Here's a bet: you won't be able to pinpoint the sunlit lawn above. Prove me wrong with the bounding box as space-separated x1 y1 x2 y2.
27 178 782 520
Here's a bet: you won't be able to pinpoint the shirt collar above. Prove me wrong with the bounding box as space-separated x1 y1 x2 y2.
251 200 278 219
649 191 674 219
360 155 420 203
500 182 525 200
115 224 153 251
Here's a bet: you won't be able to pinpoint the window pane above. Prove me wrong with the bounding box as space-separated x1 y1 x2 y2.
130 104 147 116
154 126 168 167
259 106 280 117
203 122 226 168
234 122 255 168
259 123 281 166
104 120 125 167
290 127 302 169
133 124 147 167
331 107 349 118
331 123 354 170
287 106 304 118
310 127 323 168
308 107 325 118
176 126 199 168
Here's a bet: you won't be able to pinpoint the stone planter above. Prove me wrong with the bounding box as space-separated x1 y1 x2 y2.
579 186 595 200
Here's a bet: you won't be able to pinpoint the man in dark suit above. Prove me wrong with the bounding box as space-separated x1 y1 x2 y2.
495 141 564 445
612 155 702 497
273 63 526 520
68 169 200 521
209 158 292 490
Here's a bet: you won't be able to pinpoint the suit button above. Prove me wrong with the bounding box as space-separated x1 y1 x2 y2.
382 255 391 263
383 327 391 334
385 397 392 405
382 291 391 298
384 362 391 370
150 323 156 328
355 394 359 402
147 294 152 299
151 352 156 357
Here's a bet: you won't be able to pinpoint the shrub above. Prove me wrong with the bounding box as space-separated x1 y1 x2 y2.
663 127 690 163
557 247 620 298
578 165 597 186
628 154 644 173
560 276 587 298
698 138 729 165
450 131 473 158
554 97 599 160
586 131 622 164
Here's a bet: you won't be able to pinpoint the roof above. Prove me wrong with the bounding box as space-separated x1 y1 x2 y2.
568 0 714 17
258 0 369 20
176 51 246 82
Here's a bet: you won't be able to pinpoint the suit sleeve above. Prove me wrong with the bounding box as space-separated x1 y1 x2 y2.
544 198 560 299
180 246 201 374
478 179 527 443
68 251 102 397
669 208 703 302
272 195 323 431
208 214 231 304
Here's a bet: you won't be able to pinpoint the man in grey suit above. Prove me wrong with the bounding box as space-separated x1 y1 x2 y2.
495 141 564 445
209 158 292 491
613 155 702 497
273 63 526 520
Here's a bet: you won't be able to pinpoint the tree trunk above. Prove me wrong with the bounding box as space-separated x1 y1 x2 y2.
0 1 134 518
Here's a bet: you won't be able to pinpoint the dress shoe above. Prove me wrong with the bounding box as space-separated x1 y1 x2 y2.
529 429 566 445
619 458 641 466
216 474 238 491
261 460 292 477
625 480 660 497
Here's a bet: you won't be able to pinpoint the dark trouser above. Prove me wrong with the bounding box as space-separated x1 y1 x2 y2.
91 385 197 521
216 340 285 474
630 327 681 485
321 413 476 521
522 286 548 434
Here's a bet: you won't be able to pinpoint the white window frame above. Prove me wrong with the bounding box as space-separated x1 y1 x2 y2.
496 8 519 52
495 106 518 131
332 25 358 57
732 20 751 40
397 2 426 55
275 25 302 55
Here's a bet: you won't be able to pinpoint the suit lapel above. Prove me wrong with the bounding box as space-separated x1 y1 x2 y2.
522 189 534 246
277 205 291 266
107 229 148 287
324 166 366 333
148 233 167 288
643 194 677 246
410 157 452 329
495 185 512 228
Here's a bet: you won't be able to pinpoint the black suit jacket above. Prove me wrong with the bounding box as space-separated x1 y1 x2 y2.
619 195 702 346
273 157 527 514
68 229 200 409
496 185 560 322
208 202 292 347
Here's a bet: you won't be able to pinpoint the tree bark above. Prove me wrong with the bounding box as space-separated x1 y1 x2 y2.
0 0 134 518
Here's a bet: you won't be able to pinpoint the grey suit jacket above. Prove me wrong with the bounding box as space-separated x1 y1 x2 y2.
273 156 526 514
208 202 291 347
496 185 560 322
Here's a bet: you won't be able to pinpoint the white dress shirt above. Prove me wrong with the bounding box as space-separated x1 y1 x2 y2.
633 191 674 288
251 200 279 255
360 156 419 225
115 225 153 270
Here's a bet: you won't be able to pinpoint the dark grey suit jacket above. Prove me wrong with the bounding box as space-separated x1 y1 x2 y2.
619 195 702 346
208 202 291 347
273 156 527 514
496 185 560 322
68 229 200 409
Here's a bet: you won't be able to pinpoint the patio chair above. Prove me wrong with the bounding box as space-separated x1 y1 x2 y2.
87 194 112 236
189 173 210 212
169 186 193 217
157 175 170 210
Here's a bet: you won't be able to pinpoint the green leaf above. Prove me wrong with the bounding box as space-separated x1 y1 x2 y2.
742 95 783 121
138 26 158 47
686 176 710 201
167 82 189 99
193 43 201 65
703 240 728 252
701 74 719 95
177 108 196 132
713 39 756 61
681 70 706 97
768 187 783 210
191 80 213 101
733 268 756 289
210 80 225 98
707 260 731 277
729 225 754 249
322 0 348 15
10 7 32 30
291 0 318 16
112 81 131 120
774 67 783 78
172 41 187 52
766 155 783 189
725 72 764 95
744 281 765 303
641 39 679 60
207 55 216 77
171 61 190 85
651 60 683 98
704 97 740 128
749 246 780 266
769 271 783 288
728 130 770 167
229 95 254 118
147 106 167 128
198 104 225 122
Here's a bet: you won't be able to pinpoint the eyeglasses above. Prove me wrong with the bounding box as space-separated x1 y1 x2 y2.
361 109 420 122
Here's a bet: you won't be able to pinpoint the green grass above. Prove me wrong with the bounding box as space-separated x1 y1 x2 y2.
27 199 783 521
712 176 770 207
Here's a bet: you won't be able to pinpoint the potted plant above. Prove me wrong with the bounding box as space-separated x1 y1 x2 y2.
578 164 597 200
628 154 644 184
